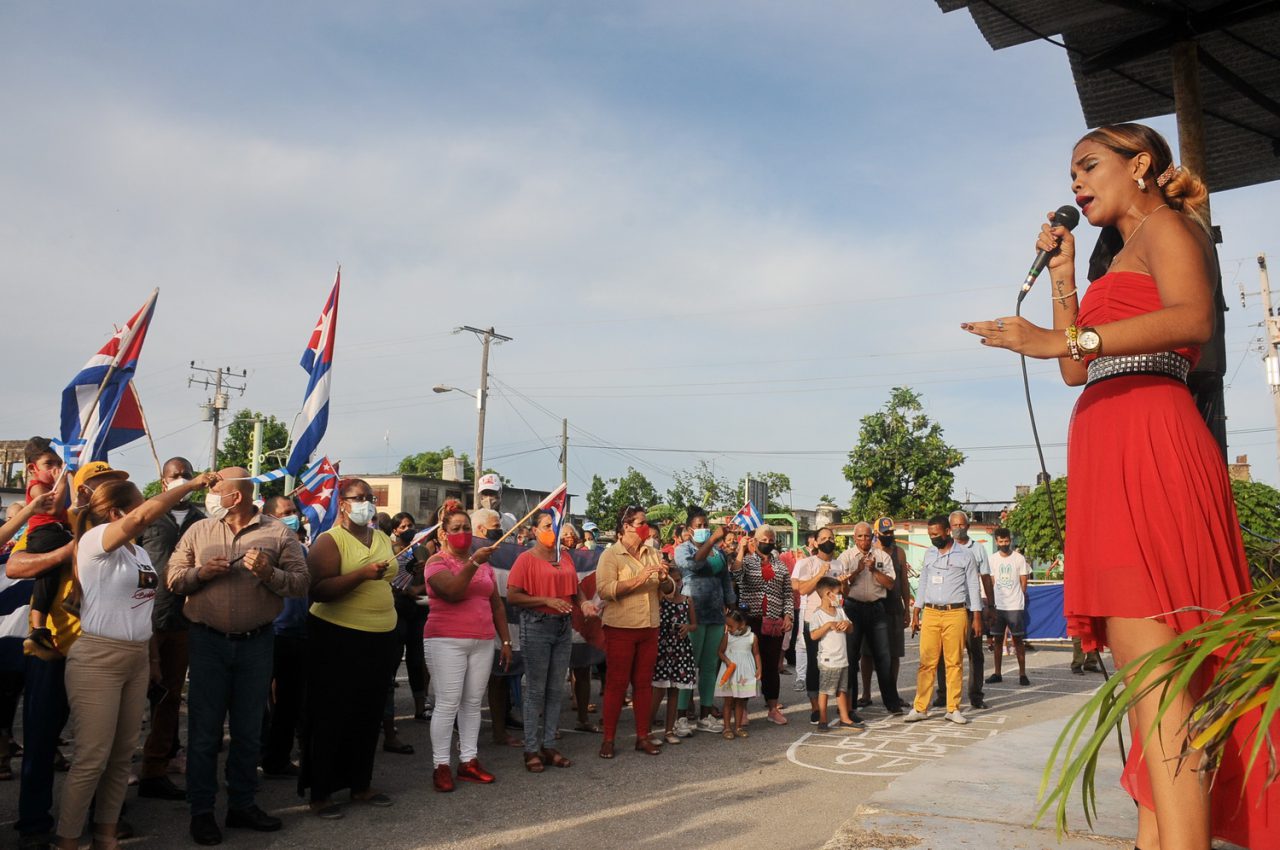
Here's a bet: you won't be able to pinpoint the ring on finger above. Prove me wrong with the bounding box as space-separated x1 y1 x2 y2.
995 318 1005 331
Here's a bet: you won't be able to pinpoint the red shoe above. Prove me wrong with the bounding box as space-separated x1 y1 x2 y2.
433 764 455 793
456 758 495 784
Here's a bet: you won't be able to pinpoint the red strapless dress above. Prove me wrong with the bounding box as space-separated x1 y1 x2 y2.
1066 270 1276 847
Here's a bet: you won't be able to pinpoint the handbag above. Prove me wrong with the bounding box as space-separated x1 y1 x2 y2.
761 616 786 637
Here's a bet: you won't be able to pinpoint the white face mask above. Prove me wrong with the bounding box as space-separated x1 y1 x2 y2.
205 491 230 521
347 501 376 526
164 476 191 492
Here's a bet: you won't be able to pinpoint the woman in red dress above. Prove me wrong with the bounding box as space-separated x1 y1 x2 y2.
963 123 1272 850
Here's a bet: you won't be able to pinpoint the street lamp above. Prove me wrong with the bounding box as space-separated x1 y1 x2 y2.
433 384 484 505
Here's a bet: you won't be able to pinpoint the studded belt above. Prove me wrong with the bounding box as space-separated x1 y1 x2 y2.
1086 351 1191 387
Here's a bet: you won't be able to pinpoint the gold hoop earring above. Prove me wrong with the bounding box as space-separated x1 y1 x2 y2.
1136 177 1147 191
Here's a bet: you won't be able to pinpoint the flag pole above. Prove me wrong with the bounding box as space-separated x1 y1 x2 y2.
129 385 166 480
486 483 567 548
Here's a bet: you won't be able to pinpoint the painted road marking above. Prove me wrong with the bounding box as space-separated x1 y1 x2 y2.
787 714 1007 777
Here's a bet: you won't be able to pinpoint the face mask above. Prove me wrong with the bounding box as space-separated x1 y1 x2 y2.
633 523 651 543
204 492 230 521
347 501 376 526
536 530 557 549
879 535 894 547
930 535 950 549
998 544 1012 555
164 477 190 492
757 542 775 556
952 527 969 542
583 540 597 551
485 528 502 542
397 529 414 544
446 531 473 551
480 495 499 510
282 515 301 532
691 528 710 544
817 541 836 555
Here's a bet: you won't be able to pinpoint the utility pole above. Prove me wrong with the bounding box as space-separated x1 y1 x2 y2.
189 363 247 471
455 326 513 505
560 418 568 486
249 418 264 501
1241 254 1280 476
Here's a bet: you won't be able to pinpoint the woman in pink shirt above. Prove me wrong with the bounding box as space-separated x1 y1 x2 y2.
422 506 512 793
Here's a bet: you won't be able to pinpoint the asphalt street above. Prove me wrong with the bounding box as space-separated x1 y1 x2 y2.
0 640 1104 849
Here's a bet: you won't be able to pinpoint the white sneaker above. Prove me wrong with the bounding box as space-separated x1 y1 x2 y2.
673 717 694 738
903 708 929 723
945 710 969 725
696 716 724 733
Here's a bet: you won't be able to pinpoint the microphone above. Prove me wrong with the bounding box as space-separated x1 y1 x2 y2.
1020 205 1081 295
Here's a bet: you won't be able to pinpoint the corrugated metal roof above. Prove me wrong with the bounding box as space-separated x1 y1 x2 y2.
936 0 1280 191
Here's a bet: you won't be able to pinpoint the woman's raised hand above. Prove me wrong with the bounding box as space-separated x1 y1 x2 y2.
471 545 496 565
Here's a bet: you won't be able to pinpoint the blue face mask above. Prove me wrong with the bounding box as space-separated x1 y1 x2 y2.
691 528 710 544
281 515 301 531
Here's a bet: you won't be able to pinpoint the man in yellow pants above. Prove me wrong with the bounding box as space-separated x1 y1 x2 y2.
905 515 983 725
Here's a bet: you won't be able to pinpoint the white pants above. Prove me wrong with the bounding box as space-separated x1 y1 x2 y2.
794 628 808 690
424 638 494 766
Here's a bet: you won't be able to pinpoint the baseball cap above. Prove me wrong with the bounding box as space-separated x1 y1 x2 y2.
582 521 598 533
874 516 895 535
73 461 129 491
477 473 502 493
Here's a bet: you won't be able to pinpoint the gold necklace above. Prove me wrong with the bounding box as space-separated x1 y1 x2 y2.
1124 203 1168 244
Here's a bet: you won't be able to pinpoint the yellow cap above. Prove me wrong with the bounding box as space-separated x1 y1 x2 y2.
72 461 128 492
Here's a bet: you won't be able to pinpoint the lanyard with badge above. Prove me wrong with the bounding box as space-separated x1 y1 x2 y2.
930 551 952 588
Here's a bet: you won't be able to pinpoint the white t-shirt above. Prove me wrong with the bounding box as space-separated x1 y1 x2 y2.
792 555 844 617
76 523 157 642
990 550 1032 611
806 607 850 669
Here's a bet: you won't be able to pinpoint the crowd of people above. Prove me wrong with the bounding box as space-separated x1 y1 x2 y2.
0 436 1046 848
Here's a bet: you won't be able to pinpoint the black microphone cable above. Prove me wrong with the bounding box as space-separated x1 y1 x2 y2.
1015 271 1128 768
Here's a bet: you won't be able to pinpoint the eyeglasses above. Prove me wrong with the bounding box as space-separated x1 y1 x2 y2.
342 494 373 503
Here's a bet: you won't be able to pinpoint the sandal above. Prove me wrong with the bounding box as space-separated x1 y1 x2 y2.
524 752 545 773
598 740 615 759
574 721 601 733
722 729 735 740
736 728 749 738
540 748 572 768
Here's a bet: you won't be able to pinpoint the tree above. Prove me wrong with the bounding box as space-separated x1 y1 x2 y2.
609 467 660 522
843 387 964 523
735 471 793 514
1004 476 1069 565
216 410 290 498
399 446 472 479
585 475 612 529
666 460 733 511
1229 479 1280 580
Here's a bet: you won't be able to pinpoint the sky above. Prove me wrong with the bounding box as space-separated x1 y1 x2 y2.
2 1 1277 513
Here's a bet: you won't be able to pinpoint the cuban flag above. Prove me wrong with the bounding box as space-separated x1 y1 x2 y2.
296 457 339 537
731 500 763 533
537 482 569 560
286 272 339 476
60 290 158 469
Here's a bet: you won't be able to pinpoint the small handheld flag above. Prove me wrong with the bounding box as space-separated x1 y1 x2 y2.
731 500 763 533
295 457 339 536
60 290 159 469
286 272 339 476
537 483 569 560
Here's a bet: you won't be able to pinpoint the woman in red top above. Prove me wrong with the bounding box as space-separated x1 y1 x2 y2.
507 510 597 772
964 123 1273 850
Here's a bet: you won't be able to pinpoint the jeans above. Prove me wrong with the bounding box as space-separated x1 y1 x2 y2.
262 633 306 773
844 599 902 710
141 628 188 779
423 638 492 766
186 625 274 815
677 624 725 713
16 655 69 838
518 611 572 753
935 610 984 704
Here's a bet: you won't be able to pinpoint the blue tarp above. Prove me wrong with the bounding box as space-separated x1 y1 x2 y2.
1025 582 1067 640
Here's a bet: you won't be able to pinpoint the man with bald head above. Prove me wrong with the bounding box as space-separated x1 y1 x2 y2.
137 457 206 802
835 522 904 714
167 467 309 845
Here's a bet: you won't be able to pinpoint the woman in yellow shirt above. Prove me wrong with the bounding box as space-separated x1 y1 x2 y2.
595 506 674 759
299 479 398 819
